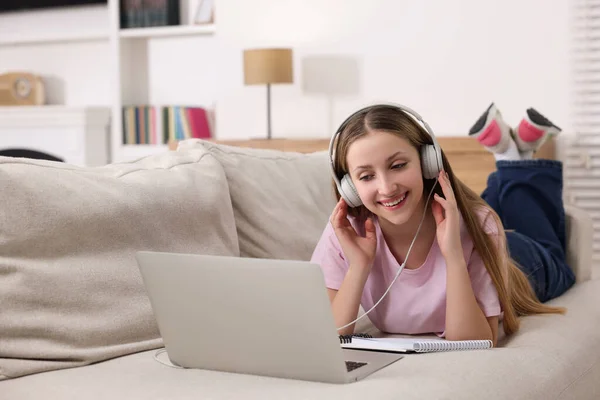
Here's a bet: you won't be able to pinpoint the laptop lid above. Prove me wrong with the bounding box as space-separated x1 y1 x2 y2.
135 251 351 382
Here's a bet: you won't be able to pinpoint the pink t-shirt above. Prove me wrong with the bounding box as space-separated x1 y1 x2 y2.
310 208 502 336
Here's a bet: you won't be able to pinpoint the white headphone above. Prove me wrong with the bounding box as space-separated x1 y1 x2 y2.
328 103 443 208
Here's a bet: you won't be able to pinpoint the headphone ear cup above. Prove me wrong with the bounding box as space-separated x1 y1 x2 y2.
340 174 363 208
420 144 442 180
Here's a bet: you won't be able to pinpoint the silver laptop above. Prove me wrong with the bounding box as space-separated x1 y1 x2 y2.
135 251 402 384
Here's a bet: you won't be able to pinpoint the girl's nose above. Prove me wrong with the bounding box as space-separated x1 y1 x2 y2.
378 176 398 196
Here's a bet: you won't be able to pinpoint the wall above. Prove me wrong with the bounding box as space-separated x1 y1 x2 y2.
214 0 572 138
0 5 110 106
0 0 572 139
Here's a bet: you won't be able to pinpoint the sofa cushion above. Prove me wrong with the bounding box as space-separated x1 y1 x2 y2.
178 140 336 261
3 279 600 399
0 149 239 380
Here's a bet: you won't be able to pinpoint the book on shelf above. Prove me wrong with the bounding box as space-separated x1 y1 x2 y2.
338 334 493 354
122 105 158 145
120 0 179 29
122 105 212 146
162 106 212 144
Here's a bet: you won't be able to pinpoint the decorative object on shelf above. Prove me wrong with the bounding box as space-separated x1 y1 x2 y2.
0 72 45 106
120 0 179 29
192 0 215 24
302 55 361 135
243 48 294 140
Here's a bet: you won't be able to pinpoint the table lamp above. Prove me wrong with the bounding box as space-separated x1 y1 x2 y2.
243 48 293 139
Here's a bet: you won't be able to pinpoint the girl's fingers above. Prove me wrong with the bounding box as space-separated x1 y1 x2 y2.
431 200 444 225
332 198 344 214
332 211 343 227
434 193 447 209
438 171 456 203
330 203 340 224
331 198 349 228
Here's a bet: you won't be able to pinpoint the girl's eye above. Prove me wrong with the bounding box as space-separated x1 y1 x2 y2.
392 162 407 169
359 174 373 181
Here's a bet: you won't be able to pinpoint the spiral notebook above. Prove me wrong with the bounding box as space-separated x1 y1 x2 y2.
338 334 492 353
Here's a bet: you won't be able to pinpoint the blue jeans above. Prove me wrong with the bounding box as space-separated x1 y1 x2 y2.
481 160 575 303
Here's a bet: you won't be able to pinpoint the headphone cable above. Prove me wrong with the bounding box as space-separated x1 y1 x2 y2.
336 177 439 331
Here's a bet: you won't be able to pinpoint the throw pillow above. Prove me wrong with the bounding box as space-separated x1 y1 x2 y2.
0 148 238 380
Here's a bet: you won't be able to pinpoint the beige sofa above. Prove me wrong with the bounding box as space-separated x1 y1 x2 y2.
1 139 599 400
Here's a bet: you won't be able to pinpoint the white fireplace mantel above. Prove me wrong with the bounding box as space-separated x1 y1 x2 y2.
0 106 110 166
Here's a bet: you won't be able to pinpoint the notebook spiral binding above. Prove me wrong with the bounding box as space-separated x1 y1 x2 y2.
338 333 373 344
414 340 492 352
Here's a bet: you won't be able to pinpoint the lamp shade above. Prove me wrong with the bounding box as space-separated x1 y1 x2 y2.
243 48 294 85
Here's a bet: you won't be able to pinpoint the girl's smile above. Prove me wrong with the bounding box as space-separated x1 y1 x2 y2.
378 192 408 210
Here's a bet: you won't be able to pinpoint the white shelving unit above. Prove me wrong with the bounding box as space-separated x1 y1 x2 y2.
0 2 216 164
0 4 110 46
0 106 110 166
119 24 215 39
0 31 108 46
107 0 216 163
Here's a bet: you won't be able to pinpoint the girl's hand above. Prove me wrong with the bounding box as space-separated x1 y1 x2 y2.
330 197 377 272
432 170 463 260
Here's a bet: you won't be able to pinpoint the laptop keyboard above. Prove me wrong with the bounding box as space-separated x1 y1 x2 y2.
345 361 368 372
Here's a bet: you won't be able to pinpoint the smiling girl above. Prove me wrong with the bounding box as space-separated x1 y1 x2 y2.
311 103 575 345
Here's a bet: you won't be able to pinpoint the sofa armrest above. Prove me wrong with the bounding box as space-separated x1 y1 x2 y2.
564 204 594 282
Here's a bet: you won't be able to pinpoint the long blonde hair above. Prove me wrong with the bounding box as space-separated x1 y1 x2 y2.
330 105 565 336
